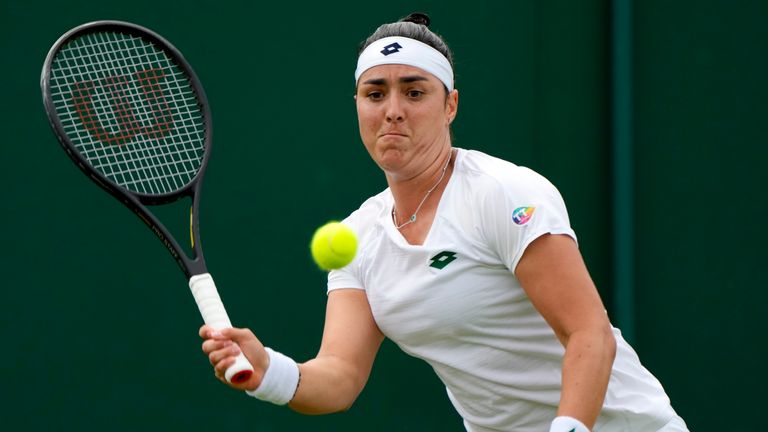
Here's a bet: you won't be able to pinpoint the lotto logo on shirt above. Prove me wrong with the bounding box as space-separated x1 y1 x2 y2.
512 207 536 225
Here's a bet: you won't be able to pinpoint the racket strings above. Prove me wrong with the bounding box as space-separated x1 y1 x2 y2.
71 33 200 191
58 37 179 192
49 31 206 196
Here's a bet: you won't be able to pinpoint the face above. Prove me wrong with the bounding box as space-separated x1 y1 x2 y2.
355 64 458 180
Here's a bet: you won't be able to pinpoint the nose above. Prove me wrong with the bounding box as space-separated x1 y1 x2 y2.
385 93 404 123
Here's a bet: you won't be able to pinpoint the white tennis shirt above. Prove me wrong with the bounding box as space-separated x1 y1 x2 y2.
328 149 678 431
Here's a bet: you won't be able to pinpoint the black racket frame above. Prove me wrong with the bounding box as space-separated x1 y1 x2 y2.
41 21 213 278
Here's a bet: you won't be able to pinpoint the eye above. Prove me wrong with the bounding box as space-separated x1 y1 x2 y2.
367 91 384 101
407 89 424 99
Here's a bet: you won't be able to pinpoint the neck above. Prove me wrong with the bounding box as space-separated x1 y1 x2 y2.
389 146 455 229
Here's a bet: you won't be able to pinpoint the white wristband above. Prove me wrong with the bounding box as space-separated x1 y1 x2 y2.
245 348 300 405
549 416 590 432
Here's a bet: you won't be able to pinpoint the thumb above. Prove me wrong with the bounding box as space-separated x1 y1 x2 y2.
218 327 259 345
218 327 269 371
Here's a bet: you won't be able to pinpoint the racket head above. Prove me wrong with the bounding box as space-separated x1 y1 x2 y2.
41 21 212 205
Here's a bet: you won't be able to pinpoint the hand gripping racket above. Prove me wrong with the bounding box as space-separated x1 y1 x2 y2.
41 21 253 384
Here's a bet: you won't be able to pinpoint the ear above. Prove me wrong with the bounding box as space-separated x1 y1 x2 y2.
445 89 459 125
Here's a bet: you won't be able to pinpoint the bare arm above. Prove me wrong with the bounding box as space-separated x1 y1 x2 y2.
515 234 617 429
200 288 383 414
289 288 384 413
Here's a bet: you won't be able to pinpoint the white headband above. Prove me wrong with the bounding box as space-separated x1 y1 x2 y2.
355 36 454 91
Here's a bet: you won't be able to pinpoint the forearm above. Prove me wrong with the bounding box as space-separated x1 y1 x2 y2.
283 289 382 414
558 327 617 428
288 355 369 414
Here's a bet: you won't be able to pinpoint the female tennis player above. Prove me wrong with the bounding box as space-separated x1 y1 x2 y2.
200 13 688 432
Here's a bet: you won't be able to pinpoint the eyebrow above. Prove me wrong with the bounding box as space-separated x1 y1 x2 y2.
361 75 430 86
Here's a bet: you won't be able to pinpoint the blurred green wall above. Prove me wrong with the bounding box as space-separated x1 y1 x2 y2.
633 1 767 430
1 0 764 430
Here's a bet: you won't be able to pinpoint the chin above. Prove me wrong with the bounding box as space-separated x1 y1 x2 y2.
377 146 406 164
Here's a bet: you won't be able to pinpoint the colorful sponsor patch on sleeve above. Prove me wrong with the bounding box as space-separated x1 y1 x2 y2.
512 206 536 225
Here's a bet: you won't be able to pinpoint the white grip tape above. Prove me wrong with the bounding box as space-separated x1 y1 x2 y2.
189 273 232 329
189 273 253 383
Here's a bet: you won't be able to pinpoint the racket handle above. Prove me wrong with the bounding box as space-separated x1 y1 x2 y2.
189 273 254 384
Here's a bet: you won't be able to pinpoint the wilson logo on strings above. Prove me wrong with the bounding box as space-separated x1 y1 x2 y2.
70 68 174 145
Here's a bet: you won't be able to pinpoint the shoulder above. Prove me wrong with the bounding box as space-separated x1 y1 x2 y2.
340 188 391 239
456 149 561 203
327 189 391 290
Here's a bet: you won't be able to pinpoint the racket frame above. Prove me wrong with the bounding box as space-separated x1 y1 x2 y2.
42 20 254 384
41 20 212 278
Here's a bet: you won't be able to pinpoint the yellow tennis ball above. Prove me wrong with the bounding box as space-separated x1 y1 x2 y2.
310 222 358 270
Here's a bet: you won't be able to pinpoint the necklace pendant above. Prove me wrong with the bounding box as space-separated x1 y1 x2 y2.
394 148 454 231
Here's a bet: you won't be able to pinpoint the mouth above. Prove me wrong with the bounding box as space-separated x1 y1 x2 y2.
379 131 407 138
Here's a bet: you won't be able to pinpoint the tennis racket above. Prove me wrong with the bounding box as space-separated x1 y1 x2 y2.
40 21 253 384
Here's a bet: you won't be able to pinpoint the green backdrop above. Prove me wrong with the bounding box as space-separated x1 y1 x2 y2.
1 0 764 430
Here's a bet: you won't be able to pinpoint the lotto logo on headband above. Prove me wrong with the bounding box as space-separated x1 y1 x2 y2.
512 207 536 225
380 42 403 56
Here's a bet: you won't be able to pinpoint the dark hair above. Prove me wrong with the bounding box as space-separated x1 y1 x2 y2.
359 12 454 69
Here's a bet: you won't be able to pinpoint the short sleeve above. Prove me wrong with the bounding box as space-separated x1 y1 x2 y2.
327 262 364 293
479 167 576 274
325 209 370 294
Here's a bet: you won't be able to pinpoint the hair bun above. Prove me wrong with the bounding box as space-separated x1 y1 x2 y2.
402 12 431 27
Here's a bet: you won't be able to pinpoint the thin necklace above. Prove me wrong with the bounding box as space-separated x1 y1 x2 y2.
393 149 454 230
